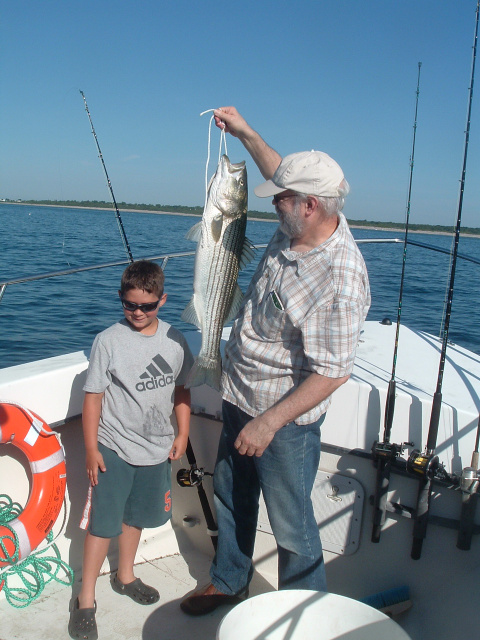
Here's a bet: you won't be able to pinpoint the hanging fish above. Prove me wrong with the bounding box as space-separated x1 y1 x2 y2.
182 154 254 390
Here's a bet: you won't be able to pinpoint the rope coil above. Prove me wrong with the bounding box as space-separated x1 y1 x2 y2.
0 493 74 607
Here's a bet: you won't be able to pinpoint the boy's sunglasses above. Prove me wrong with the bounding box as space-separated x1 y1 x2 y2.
121 298 160 313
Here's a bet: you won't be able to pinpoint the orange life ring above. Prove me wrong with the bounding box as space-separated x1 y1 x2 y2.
0 402 66 566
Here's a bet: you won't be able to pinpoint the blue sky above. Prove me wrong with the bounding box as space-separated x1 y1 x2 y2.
1 0 479 226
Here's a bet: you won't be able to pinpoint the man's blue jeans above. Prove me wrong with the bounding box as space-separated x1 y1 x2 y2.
210 400 327 595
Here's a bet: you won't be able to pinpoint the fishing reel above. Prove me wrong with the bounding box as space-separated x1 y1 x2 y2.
176 465 213 488
372 440 410 464
406 449 439 479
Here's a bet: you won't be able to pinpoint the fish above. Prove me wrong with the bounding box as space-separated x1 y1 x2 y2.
182 154 254 390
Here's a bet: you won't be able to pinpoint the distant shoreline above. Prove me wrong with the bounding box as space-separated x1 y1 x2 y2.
1 200 478 238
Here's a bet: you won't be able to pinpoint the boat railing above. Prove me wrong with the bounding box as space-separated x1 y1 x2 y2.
1 237 479 303
0 250 200 303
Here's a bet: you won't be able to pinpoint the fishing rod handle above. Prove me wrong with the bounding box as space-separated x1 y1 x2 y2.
383 380 396 444
196 484 218 550
371 458 392 543
457 490 478 551
411 477 432 560
185 437 197 466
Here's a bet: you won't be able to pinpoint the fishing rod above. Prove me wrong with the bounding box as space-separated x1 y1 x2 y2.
371 62 422 543
408 0 480 560
79 90 134 263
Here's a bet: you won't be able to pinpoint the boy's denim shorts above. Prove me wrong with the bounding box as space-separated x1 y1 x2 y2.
86 443 172 538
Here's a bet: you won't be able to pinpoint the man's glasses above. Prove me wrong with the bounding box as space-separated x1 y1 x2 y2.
121 298 160 313
273 193 297 204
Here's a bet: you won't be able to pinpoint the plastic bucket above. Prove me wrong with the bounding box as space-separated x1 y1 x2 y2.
216 590 412 640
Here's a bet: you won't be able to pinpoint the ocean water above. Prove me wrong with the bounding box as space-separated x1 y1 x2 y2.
1 203 479 369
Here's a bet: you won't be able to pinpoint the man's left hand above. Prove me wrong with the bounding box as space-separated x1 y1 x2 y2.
234 414 279 457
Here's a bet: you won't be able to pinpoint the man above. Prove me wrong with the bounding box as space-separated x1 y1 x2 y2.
181 107 370 615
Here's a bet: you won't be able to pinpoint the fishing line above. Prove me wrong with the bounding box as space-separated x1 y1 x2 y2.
200 109 228 207
409 0 480 560
79 90 134 263
371 62 422 543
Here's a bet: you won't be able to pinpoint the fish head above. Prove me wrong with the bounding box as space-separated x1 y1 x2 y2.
209 154 248 220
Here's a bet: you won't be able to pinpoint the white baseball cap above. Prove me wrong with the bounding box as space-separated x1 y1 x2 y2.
254 150 345 198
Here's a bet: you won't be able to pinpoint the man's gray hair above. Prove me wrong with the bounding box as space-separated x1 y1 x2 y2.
318 179 350 216
297 179 350 217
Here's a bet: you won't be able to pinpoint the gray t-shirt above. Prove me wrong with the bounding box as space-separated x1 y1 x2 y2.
84 318 194 465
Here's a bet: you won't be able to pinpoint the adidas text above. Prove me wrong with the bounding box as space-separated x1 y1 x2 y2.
136 375 174 391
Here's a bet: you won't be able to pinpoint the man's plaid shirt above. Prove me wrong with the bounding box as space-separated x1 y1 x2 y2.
221 213 371 425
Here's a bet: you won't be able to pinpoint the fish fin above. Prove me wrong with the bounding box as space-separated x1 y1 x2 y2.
181 297 201 328
225 284 244 323
185 221 203 243
239 237 256 270
211 214 223 243
185 356 222 391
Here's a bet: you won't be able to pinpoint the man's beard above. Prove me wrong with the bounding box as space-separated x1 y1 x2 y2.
278 201 305 239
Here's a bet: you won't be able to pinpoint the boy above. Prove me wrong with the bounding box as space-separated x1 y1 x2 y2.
69 260 194 640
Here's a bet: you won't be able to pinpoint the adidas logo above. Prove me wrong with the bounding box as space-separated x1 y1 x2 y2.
136 354 174 392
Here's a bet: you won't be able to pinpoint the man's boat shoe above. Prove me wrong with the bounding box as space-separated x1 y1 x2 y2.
180 583 248 616
111 573 160 605
68 598 98 640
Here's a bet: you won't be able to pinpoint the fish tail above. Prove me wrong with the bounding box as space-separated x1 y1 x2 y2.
185 356 222 391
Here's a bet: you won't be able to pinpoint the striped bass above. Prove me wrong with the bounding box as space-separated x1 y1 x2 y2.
182 154 254 390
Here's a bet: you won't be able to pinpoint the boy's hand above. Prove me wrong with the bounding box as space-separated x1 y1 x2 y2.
85 449 106 485
169 433 189 460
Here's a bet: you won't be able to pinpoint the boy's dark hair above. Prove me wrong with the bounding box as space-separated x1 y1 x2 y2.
120 260 165 297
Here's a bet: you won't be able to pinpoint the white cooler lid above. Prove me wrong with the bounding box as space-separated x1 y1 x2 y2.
216 590 412 640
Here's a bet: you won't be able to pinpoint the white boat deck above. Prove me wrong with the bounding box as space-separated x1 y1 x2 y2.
0 549 274 640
